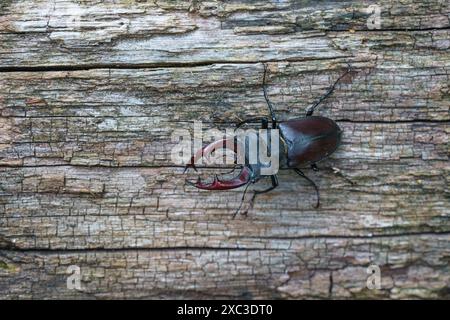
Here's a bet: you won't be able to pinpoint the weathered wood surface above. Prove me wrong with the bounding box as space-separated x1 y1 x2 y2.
0 0 449 299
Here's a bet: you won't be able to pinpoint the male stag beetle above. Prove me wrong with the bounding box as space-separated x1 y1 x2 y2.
185 63 352 217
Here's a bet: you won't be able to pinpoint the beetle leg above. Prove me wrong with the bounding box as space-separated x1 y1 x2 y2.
306 65 352 116
294 168 320 208
247 174 279 213
232 181 252 219
233 174 278 219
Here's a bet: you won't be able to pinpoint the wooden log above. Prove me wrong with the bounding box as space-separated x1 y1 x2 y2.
0 0 449 67
0 161 449 249
0 0 449 299
1 235 449 299
0 62 448 166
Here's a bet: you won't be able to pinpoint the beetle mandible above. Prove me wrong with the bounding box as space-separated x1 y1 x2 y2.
185 63 352 217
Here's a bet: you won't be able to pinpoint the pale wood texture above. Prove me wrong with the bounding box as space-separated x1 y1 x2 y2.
0 0 449 299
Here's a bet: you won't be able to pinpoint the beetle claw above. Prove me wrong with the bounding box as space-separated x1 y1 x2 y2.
186 166 252 191
185 137 251 191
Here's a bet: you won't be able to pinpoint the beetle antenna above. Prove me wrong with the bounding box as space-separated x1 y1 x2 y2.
232 182 251 219
306 65 352 116
262 63 277 128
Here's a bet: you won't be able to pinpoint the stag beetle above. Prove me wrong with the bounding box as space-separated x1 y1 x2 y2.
185 63 351 217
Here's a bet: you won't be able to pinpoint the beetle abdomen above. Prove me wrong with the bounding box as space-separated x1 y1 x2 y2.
279 116 342 167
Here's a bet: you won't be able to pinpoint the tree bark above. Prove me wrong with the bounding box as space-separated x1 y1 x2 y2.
0 0 449 299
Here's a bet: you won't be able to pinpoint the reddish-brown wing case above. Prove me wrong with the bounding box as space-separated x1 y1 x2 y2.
279 116 342 167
